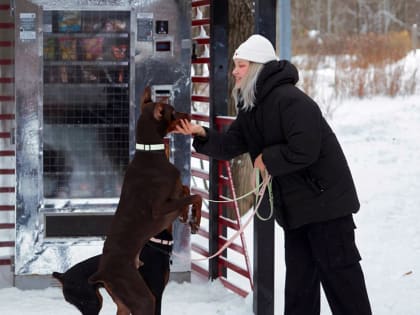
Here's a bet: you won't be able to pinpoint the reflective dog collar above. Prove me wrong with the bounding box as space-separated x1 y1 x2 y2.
149 237 174 246
136 143 165 151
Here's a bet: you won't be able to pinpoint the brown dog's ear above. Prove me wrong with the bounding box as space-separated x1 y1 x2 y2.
140 86 152 111
153 103 164 121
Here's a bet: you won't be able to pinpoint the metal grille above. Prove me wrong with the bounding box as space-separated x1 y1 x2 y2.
42 10 130 199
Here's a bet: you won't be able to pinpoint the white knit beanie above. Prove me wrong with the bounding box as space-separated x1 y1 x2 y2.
233 34 278 64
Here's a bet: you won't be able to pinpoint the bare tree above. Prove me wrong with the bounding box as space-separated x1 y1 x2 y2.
227 0 255 217
291 0 419 37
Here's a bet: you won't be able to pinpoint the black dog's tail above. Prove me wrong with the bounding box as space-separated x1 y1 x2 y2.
52 271 64 284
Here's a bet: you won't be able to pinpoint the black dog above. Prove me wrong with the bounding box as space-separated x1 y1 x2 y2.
53 229 173 315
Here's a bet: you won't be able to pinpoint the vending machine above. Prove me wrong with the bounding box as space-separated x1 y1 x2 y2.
14 0 192 287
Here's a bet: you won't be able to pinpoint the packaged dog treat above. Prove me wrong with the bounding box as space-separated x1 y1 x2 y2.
81 66 99 83
82 17 102 33
66 66 80 83
59 37 77 60
81 38 104 61
104 19 127 32
58 11 81 33
111 44 128 60
44 38 56 60
108 67 126 83
44 67 57 83
59 66 68 83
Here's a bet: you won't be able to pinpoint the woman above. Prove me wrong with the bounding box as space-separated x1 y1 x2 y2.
175 34 371 315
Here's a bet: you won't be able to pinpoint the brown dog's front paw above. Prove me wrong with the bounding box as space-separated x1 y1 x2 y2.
179 212 188 223
189 218 200 234
190 201 201 234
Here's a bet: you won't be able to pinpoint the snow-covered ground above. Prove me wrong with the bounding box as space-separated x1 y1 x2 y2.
1 94 419 315
327 95 420 315
1 51 419 314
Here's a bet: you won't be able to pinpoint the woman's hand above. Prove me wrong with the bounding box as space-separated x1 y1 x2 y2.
173 119 206 137
254 153 266 173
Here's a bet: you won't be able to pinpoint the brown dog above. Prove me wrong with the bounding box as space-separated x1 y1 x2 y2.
89 87 202 315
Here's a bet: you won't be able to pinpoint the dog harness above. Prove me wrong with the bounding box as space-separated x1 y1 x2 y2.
147 235 173 259
149 237 174 246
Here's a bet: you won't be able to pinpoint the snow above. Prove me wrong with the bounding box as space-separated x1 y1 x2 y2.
1 54 420 314
328 95 420 315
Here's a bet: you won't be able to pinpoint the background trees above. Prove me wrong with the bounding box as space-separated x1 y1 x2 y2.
292 0 419 36
192 0 418 215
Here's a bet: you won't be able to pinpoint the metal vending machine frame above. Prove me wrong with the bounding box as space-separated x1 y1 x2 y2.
14 0 192 288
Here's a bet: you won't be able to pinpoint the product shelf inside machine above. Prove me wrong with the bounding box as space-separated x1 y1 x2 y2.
42 9 131 201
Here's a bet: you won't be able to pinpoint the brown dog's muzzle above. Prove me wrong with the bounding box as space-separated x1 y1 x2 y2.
167 111 191 133
175 111 191 121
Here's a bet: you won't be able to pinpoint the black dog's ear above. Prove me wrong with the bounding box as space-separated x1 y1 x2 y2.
141 86 152 111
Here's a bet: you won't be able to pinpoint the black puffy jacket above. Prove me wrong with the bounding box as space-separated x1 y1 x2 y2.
193 60 360 229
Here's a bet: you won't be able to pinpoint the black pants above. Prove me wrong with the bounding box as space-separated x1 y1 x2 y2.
283 215 372 315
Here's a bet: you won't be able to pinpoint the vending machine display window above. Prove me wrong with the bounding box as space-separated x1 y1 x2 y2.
42 10 131 199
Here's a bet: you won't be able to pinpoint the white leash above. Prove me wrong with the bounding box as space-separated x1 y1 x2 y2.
206 168 274 220
205 175 263 204
254 169 274 221
190 170 273 262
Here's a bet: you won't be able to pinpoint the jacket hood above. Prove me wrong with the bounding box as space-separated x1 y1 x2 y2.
255 60 299 104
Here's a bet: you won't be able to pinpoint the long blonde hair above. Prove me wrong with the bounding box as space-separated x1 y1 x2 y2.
232 62 264 111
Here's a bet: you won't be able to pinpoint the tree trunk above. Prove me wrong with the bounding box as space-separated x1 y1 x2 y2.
226 0 255 218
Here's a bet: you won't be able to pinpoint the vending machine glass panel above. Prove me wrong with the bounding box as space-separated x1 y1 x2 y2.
42 10 131 200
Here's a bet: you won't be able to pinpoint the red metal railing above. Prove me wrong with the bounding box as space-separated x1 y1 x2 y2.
190 1 253 297
190 115 253 297
0 2 16 268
